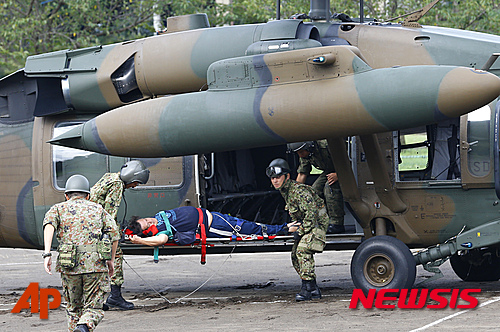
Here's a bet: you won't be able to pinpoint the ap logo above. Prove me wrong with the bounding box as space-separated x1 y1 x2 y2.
11 282 61 319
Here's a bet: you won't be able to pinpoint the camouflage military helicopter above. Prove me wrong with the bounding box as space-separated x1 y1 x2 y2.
2 0 500 293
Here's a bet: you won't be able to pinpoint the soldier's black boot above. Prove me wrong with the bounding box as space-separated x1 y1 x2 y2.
74 324 90 332
311 278 321 299
327 224 345 234
106 284 134 310
295 279 313 302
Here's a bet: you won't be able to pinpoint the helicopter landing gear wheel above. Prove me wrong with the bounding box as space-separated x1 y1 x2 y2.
351 235 416 293
450 248 500 281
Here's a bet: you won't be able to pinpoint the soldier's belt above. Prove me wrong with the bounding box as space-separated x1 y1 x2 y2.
76 244 98 252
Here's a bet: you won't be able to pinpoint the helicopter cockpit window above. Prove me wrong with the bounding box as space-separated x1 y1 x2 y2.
467 105 492 178
52 122 108 190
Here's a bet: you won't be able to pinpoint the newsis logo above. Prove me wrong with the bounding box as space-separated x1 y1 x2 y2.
11 283 61 319
349 288 481 309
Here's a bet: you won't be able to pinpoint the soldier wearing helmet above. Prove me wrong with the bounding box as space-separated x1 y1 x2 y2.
267 158 329 302
90 160 150 310
43 175 120 332
288 140 345 234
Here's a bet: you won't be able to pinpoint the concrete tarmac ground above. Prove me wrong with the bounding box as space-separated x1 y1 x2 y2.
1 247 499 331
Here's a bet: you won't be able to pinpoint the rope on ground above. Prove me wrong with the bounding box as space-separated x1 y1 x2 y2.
123 244 237 304
123 257 172 303
173 244 237 303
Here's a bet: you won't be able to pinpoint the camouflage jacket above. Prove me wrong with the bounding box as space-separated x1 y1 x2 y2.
42 197 120 274
297 139 336 175
279 179 329 237
90 172 124 220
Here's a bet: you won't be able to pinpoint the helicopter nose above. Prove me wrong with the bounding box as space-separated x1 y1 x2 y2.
437 67 500 119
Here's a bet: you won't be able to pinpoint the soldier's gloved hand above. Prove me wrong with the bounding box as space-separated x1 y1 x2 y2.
293 231 303 242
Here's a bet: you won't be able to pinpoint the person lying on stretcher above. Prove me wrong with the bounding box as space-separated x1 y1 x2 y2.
125 206 300 246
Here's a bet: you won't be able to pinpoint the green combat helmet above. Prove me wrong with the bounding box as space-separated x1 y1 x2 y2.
287 141 314 152
65 174 90 193
120 160 150 185
266 158 291 178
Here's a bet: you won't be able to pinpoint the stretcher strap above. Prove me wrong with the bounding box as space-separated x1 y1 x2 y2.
231 219 245 241
196 208 207 265
153 230 172 263
152 212 174 263
160 234 279 245
261 225 269 240
158 211 174 239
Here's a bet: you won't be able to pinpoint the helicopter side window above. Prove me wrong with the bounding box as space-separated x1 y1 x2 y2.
0 96 8 118
52 122 108 190
396 119 463 182
466 106 492 178
430 118 460 180
131 157 185 187
397 127 431 181
52 122 186 190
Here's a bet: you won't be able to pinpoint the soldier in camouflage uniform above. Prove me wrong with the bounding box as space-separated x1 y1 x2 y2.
288 140 346 234
43 175 120 332
267 158 329 301
90 160 149 310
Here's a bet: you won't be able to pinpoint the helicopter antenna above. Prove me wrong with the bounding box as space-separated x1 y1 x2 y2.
387 0 441 28
359 0 364 23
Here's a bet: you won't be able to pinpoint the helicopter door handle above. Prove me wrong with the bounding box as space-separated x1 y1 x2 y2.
204 153 215 180
461 140 478 152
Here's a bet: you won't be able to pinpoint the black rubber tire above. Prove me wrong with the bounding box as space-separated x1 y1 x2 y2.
450 250 500 282
350 235 416 293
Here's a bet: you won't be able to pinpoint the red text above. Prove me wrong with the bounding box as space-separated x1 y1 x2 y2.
349 288 480 309
11 283 61 319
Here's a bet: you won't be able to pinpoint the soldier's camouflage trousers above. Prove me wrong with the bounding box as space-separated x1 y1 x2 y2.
291 239 316 280
61 272 110 332
110 246 124 286
312 173 345 226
